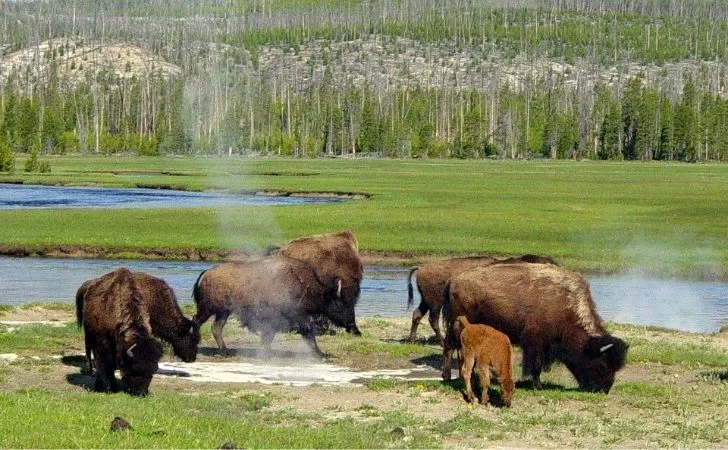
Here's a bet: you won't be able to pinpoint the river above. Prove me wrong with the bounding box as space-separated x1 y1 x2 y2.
1 257 726 333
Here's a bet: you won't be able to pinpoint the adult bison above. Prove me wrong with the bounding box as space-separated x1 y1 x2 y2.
76 271 200 374
407 254 557 344
442 262 628 394
275 230 363 336
76 267 164 396
192 255 354 357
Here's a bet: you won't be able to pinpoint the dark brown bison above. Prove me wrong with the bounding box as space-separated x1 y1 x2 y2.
76 271 200 374
407 254 557 344
192 255 353 357
275 230 363 336
442 262 628 394
76 267 164 396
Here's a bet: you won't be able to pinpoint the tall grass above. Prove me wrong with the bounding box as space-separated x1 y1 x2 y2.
2 156 728 277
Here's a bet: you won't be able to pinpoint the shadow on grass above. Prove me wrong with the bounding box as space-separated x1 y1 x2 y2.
61 354 86 369
699 369 728 382
65 372 95 390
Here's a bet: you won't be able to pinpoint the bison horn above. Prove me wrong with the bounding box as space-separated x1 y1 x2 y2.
336 279 342 297
126 343 138 358
599 343 614 353
189 325 194 335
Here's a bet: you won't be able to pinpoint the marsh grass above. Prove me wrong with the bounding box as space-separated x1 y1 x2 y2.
3 157 728 277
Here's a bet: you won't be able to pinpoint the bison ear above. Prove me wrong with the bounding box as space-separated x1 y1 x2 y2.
126 343 137 358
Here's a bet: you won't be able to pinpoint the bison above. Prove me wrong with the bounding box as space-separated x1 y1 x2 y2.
76 267 164 396
275 230 364 336
407 254 557 344
456 315 515 407
192 255 354 357
76 271 200 374
442 262 628 394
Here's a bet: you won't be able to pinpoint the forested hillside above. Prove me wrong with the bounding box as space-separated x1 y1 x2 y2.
2 0 728 166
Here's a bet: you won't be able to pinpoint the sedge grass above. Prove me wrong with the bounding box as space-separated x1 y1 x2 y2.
1 156 728 278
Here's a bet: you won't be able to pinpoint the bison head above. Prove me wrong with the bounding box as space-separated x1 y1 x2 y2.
566 335 629 393
172 319 201 363
120 336 164 396
323 278 360 334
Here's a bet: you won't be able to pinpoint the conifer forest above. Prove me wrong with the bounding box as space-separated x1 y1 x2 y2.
2 0 728 166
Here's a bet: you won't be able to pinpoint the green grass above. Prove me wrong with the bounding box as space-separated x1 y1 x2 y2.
2 156 728 277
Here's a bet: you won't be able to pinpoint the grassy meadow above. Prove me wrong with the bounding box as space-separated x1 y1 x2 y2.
0 309 727 448
2 155 728 278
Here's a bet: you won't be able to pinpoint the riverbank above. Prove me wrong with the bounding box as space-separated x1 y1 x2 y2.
3 243 728 282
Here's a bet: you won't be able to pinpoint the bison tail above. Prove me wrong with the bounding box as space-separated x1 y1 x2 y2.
75 282 87 329
192 270 207 306
406 267 418 308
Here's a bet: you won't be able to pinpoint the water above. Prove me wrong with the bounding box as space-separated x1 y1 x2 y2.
0 184 345 209
1 257 726 333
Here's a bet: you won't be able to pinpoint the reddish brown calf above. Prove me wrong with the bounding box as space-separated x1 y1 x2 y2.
456 315 515 407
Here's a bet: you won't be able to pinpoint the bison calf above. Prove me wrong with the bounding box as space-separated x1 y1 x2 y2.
456 316 515 407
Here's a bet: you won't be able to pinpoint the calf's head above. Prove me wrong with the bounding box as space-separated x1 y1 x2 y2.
567 335 629 393
120 336 164 396
172 319 201 363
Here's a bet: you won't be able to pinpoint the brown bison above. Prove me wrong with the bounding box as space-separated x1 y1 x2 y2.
192 255 353 357
76 271 200 374
407 254 557 344
76 267 164 396
456 315 515 407
442 262 628 394
275 230 363 336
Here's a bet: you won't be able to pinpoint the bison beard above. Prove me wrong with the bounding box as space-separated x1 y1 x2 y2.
192 255 354 357
442 262 628 394
76 268 164 396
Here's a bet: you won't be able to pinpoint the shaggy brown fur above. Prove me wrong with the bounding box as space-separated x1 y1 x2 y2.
76 271 200 374
275 230 363 335
456 316 515 407
442 263 628 394
76 267 163 396
192 255 350 357
407 254 557 344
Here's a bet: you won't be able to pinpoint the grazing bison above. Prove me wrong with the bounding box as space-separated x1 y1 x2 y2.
275 230 364 336
407 254 557 344
76 271 200 374
192 255 353 357
442 262 628 394
76 267 164 396
456 315 515 407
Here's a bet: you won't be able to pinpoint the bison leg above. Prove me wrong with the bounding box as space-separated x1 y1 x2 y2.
428 306 444 346
460 349 476 403
211 311 231 355
93 344 118 393
82 332 95 375
300 328 325 358
476 364 491 405
522 341 544 389
408 302 428 341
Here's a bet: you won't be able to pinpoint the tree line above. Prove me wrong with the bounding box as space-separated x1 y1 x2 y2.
2 0 728 168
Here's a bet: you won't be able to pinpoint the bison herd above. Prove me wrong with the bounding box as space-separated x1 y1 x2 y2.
74 230 628 406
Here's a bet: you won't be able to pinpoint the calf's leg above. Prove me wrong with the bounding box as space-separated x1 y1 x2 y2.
460 348 477 403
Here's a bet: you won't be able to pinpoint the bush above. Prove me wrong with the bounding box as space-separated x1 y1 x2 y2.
0 140 15 172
